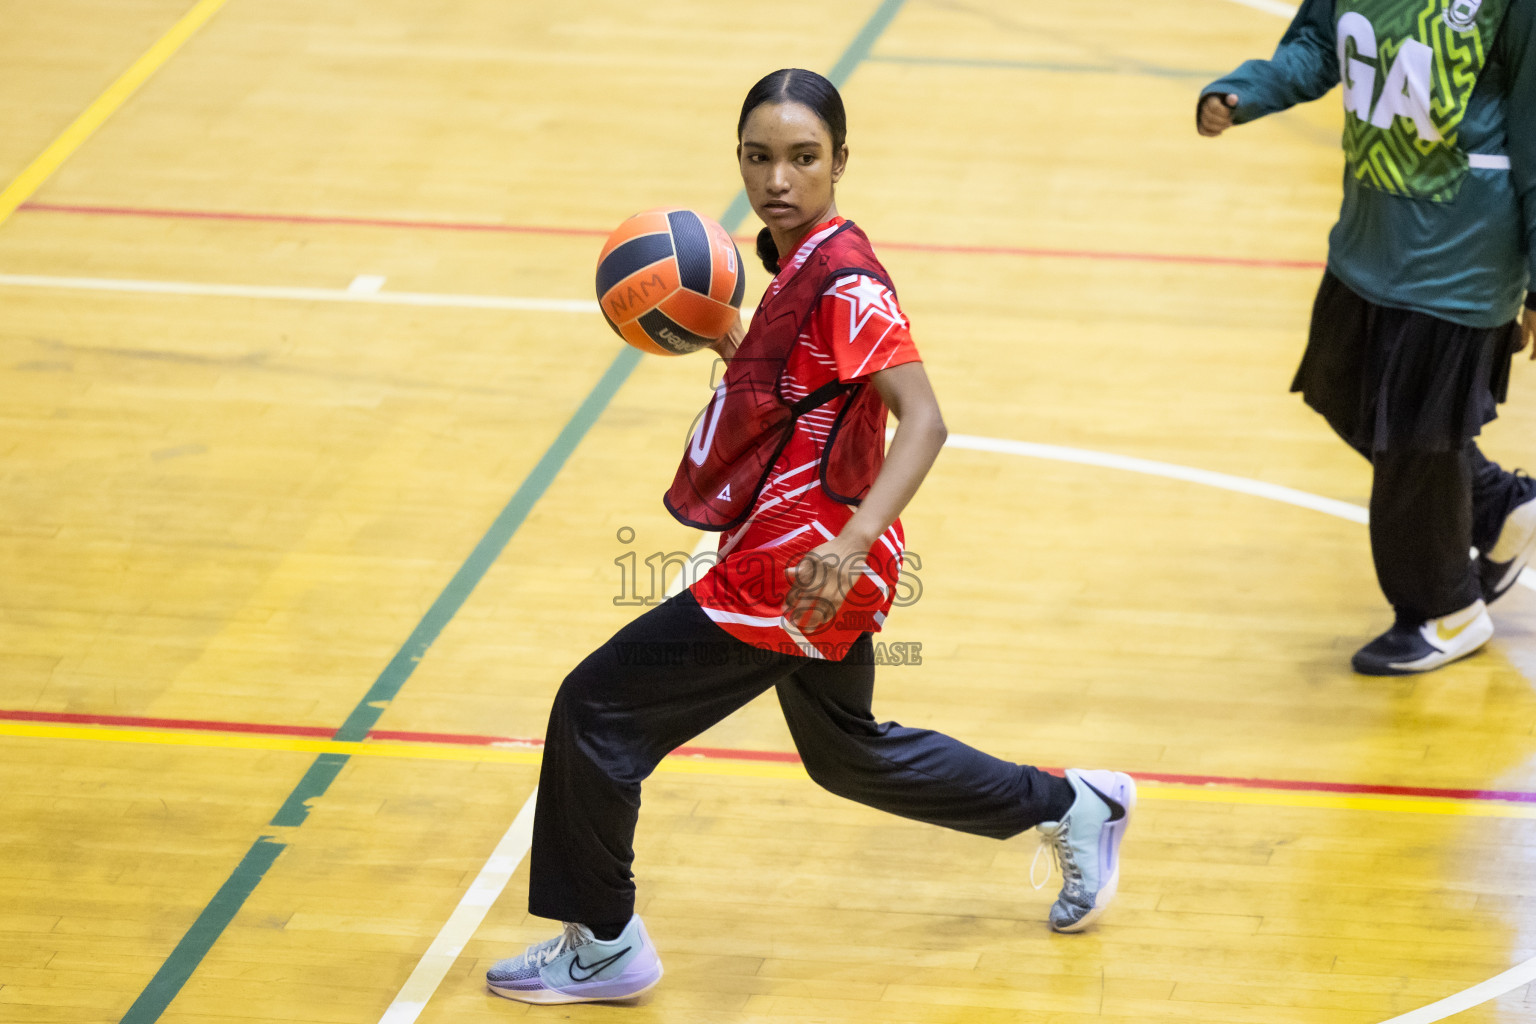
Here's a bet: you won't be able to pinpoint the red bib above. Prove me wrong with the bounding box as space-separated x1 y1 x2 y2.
665 221 894 530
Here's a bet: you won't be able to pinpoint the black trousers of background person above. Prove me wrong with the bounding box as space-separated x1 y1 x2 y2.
1294 272 1525 623
1329 436 1511 621
528 590 1075 934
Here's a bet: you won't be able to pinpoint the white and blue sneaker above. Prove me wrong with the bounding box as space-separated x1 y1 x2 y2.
486 915 663 1004
1033 769 1135 933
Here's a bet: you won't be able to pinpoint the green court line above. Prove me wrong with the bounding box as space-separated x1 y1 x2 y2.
868 53 1219 79
828 0 906 86
119 837 284 1024
118 1 910 1020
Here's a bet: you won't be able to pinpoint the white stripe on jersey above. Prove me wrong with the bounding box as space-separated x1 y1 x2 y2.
716 518 757 561
702 608 782 628
699 607 827 660
849 318 900 379
776 458 820 482
759 523 813 549
753 477 821 517
784 479 823 503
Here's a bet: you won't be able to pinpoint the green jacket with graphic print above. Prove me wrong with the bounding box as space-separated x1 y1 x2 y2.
1203 0 1534 328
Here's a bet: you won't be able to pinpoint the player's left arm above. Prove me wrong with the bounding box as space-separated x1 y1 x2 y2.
784 361 946 630
1506 0 1536 356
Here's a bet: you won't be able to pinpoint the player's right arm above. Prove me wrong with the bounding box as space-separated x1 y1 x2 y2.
1196 0 1337 137
710 311 746 363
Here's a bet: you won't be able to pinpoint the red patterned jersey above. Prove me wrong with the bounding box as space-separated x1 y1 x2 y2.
690 219 921 659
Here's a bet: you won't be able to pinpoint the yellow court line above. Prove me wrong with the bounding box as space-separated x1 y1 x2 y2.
1141 781 1536 819
0 0 229 226
6 720 1536 818
0 721 545 766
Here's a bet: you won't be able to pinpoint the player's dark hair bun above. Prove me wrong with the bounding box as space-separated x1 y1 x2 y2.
755 228 779 274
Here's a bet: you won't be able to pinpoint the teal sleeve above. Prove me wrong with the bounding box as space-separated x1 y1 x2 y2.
1200 0 1338 124
1502 0 1536 299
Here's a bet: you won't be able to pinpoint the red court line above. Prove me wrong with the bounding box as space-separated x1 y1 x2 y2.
19 201 610 240
4 708 1530 801
882 238 1324 270
17 201 1326 271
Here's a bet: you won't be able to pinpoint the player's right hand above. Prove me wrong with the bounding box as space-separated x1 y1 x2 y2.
710 312 745 362
1197 93 1239 137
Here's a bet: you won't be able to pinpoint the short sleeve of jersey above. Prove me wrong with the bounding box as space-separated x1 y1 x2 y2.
815 274 922 383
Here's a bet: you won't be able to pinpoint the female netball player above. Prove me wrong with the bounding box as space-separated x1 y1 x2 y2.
1198 0 1536 675
485 69 1135 1005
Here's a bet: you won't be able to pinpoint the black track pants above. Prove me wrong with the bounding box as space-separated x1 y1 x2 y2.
1331 431 1523 621
527 591 1074 931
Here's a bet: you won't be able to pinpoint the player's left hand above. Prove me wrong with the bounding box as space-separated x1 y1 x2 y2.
1520 307 1536 360
784 537 868 634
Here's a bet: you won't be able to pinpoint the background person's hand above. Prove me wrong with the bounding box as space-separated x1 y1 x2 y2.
1198 93 1239 137
1520 307 1536 360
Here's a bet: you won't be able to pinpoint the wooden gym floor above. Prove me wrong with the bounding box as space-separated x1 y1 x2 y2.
4 1 1536 1022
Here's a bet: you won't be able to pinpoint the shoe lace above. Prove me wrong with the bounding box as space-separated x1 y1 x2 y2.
518 922 594 970
1030 822 1081 893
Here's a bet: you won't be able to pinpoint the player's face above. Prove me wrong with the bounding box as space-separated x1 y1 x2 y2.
738 102 847 250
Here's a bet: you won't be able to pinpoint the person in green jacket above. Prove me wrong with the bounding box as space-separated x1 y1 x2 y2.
1198 0 1536 675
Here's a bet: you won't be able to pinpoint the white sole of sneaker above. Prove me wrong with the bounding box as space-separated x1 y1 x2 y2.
1053 771 1137 934
1387 609 1494 674
1487 497 1536 563
488 969 663 1005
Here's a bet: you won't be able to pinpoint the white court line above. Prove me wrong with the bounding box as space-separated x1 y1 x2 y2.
946 433 1371 523
1377 955 1536 1024
941 433 1536 594
347 273 387 294
1218 0 1300 17
377 788 538 1024
0 272 600 313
